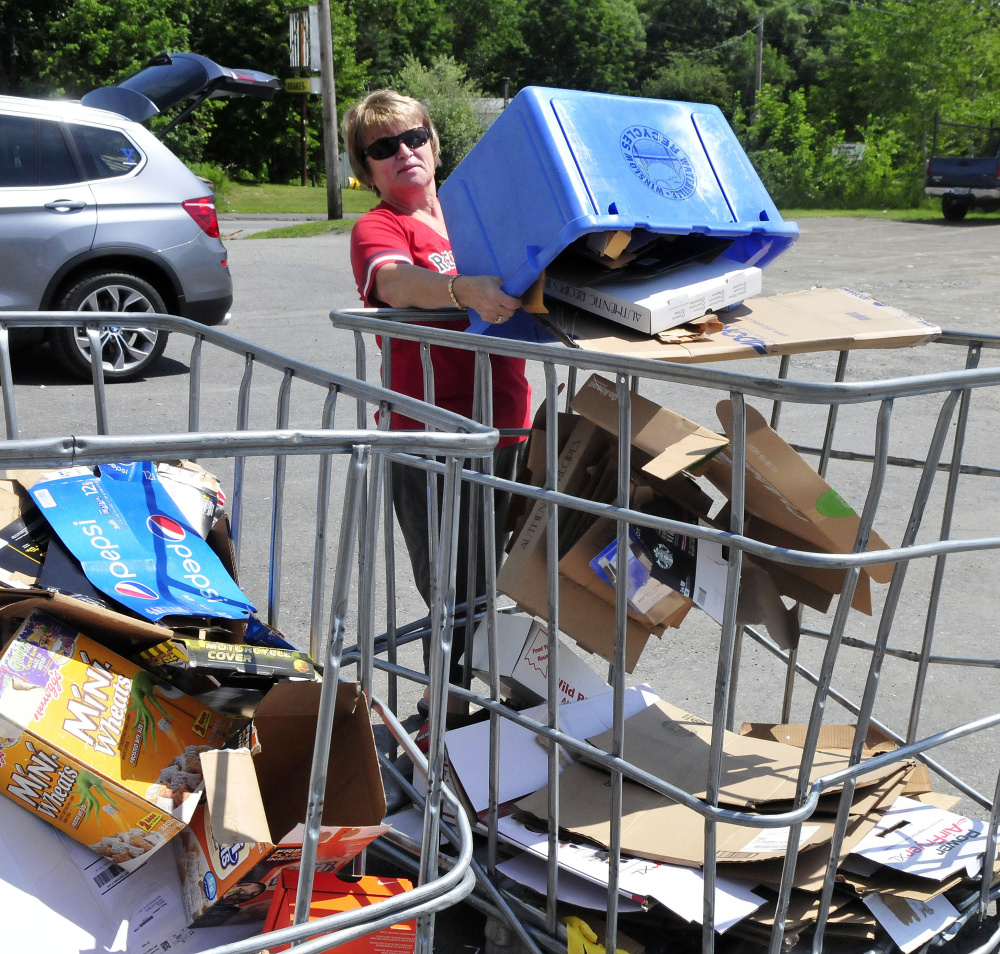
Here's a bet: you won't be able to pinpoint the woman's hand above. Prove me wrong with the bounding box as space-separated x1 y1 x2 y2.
452 275 520 324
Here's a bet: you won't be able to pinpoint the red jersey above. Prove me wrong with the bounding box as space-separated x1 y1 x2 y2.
350 202 530 445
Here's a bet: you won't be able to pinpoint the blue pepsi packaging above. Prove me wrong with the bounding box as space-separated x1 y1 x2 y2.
28 462 255 622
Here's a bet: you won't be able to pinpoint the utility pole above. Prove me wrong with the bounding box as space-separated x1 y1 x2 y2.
317 0 342 219
754 12 764 121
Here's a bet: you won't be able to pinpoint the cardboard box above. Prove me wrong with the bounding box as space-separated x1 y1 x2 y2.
0 609 231 871
174 680 388 926
540 287 941 363
543 259 762 335
466 612 611 706
702 400 894 614
262 868 415 954
498 376 726 670
134 636 319 717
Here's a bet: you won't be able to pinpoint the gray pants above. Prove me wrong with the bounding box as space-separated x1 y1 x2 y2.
391 442 522 680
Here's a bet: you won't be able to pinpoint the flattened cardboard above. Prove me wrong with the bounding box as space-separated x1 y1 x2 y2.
706 400 894 586
585 701 902 810
515 760 835 868
541 287 940 363
716 764 912 892
569 373 728 482
0 479 49 588
740 722 933 795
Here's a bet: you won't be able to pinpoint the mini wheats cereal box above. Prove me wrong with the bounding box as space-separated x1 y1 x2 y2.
0 610 231 871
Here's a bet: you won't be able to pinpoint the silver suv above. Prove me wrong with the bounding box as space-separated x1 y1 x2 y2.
0 54 280 380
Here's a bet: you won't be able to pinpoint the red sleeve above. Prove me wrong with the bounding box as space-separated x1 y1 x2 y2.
350 206 414 306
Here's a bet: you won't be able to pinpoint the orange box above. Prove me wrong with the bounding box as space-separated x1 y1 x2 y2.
0 609 231 871
262 868 416 954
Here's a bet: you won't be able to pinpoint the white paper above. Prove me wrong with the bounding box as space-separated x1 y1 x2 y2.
497 815 763 932
863 892 959 953
445 685 660 815
497 853 644 913
0 793 260 953
851 795 993 882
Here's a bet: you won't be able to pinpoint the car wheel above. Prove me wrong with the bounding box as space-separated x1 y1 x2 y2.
51 271 170 381
942 195 970 222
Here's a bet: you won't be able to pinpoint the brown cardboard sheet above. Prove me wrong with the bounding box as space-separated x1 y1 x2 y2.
585 701 904 810
515 760 838 868
540 287 940 363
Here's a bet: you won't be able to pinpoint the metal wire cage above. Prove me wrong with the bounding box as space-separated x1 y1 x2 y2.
329 303 1000 954
0 312 498 954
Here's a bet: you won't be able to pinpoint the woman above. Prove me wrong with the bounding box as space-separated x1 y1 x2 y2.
343 90 532 700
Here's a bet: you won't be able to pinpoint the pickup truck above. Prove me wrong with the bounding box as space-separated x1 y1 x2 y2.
925 115 1000 221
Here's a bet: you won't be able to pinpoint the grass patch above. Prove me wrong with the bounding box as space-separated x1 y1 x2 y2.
247 219 356 239
781 203 996 222
222 182 378 215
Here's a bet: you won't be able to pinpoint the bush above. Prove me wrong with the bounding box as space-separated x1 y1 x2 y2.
187 162 233 198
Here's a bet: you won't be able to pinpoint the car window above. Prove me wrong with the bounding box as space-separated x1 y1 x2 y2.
69 124 143 180
0 114 79 187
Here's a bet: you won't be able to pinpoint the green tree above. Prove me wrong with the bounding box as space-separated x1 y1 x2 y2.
447 0 526 95
0 0 189 96
514 0 646 94
349 0 452 88
189 0 368 181
394 54 482 181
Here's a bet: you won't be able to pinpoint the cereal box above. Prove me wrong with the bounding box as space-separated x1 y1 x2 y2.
0 609 231 871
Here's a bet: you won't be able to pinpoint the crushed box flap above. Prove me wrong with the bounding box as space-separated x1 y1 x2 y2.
201 747 272 845
570 373 728 481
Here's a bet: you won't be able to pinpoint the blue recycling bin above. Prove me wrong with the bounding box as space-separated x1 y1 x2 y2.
439 87 798 307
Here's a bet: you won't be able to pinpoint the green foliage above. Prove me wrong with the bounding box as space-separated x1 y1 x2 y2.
515 0 645 94
188 161 233 197
446 0 526 94
734 85 923 210
348 0 452 88
393 55 484 181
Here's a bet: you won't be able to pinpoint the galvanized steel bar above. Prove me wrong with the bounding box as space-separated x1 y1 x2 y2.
308 386 339 659
293 444 369 930
0 326 17 439
188 333 203 434
230 351 255 564
908 343 980 743
85 326 110 434
267 368 294 628
543 361 562 938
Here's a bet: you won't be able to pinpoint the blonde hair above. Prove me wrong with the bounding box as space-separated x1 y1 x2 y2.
342 89 441 193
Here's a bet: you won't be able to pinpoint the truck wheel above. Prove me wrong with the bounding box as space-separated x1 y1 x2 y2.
942 195 970 222
51 271 169 381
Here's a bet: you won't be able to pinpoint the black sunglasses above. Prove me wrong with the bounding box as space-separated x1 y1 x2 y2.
363 126 431 161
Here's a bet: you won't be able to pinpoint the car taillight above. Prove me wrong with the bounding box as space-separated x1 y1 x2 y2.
183 196 221 238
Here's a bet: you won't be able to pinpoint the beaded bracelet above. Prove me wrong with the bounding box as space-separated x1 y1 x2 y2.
447 275 462 309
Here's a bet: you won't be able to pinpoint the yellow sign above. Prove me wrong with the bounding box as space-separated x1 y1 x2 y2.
285 77 311 94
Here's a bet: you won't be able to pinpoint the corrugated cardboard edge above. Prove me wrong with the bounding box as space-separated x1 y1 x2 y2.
544 287 940 363
201 747 273 845
569 373 729 480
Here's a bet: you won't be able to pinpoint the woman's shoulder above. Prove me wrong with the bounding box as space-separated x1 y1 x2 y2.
354 201 416 240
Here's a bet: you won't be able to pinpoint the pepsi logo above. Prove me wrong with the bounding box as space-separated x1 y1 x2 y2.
115 580 158 600
147 514 186 541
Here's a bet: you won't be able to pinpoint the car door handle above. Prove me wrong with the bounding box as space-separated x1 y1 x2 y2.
44 199 88 212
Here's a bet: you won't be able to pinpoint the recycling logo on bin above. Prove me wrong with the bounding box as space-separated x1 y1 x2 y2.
620 125 696 200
